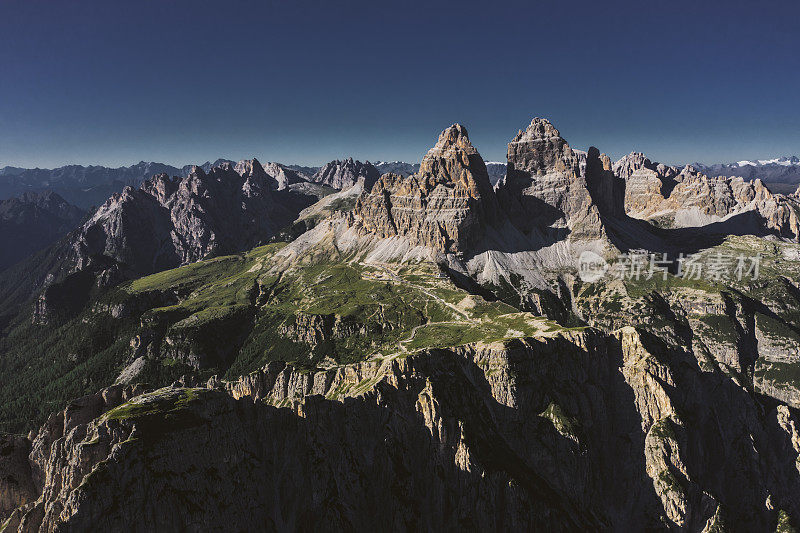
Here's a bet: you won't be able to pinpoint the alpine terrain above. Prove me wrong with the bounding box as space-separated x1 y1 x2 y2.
2 119 800 532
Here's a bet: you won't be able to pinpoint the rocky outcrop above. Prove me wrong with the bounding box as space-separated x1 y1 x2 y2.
613 152 679 216
0 383 147 525
753 313 800 408
495 118 615 242
614 152 800 239
278 312 386 349
355 124 500 254
257 161 309 190
0 435 36 522
312 158 380 190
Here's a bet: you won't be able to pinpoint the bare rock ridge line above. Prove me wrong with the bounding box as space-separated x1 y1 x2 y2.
73 159 291 277
28 159 330 322
616 151 800 239
312 157 380 190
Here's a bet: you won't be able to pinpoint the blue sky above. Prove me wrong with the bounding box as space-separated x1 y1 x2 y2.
1 0 798 168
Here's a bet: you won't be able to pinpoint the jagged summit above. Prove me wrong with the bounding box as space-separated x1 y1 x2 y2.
510 117 563 143
354 123 498 253
424 123 472 154
613 149 800 239
506 118 578 178
496 117 612 243
313 158 380 190
420 124 477 170
613 152 658 178
417 124 496 206
233 157 266 178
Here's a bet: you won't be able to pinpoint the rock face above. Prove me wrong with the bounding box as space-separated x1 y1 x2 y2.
0 435 36 522
615 152 800 239
258 162 309 190
6 328 800 531
70 159 296 278
0 192 85 271
312 158 380 190
0 383 147 523
355 124 499 253
495 118 619 242
614 152 680 216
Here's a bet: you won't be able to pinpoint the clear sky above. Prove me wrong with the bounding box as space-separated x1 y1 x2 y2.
1 0 798 169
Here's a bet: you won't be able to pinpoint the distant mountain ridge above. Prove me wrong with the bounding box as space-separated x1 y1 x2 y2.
312 158 380 190
0 191 85 271
692 156 800 194
5 154 800 209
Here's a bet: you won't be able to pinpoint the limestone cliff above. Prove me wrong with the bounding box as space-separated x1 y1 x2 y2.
355 124 500 254
496 118 617 242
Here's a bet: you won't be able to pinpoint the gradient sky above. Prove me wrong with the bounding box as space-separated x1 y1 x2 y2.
1 0 798 169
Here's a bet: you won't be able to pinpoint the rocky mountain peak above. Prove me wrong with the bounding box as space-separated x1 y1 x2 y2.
419 124 475 172
233 158 269 182
497 118 610 242
312 158 380 190
426 123 472 153
511 117 562 143
66 161 305 283
613 152 658 179
354 124 498 253
507 118 577 177
417 124 496 206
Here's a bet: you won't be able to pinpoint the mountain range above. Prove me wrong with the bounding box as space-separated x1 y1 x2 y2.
0 192 86 272
4 154 797 210
692 157 800 194
2 119 800 531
